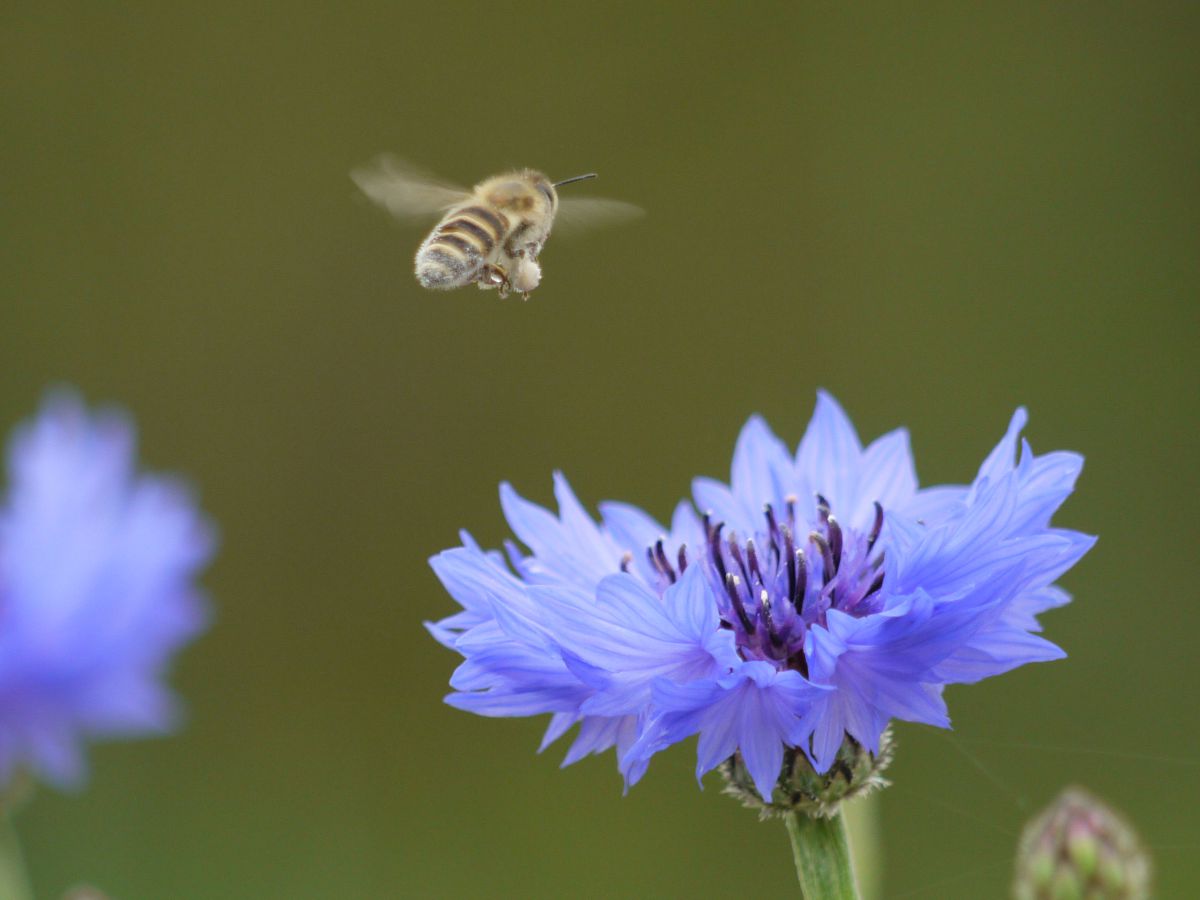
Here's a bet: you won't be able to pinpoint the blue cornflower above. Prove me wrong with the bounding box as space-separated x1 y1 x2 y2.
429 392 1092 800
0 392 214 787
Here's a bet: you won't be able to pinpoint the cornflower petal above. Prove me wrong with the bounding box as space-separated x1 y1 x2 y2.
794 391 863 517
499 475 622 589
847 428 919 528
532 565 738 718
0 392 213 787
631 663 829 799
426 542 527 647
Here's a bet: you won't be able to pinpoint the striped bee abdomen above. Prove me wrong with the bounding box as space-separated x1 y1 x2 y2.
414 205 509 290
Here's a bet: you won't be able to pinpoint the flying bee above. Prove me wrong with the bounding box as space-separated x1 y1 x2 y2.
352 156 641 299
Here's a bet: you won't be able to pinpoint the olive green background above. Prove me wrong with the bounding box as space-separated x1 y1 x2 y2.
3 3 1197 897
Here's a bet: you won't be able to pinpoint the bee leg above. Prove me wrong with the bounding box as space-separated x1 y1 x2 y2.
478 263 512 299
479 264 505 286
510 250 531 298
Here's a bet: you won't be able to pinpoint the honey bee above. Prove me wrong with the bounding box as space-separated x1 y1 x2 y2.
352 156 641 299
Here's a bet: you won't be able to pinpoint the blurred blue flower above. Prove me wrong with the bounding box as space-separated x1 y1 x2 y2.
0 392 213 787
429 392 1092 798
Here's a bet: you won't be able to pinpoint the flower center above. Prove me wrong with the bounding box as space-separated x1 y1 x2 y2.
634 496 887 674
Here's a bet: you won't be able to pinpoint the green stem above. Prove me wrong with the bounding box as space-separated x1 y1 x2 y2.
784 810 860 900
0 811 34 900
843 795 882 900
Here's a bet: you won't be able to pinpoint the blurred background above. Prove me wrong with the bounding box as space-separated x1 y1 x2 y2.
2 3 1197 897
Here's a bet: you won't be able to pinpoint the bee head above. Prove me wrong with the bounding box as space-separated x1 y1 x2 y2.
545 172 597 213
482 170 558 214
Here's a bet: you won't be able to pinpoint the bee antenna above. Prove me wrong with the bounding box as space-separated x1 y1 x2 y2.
553 173 597 187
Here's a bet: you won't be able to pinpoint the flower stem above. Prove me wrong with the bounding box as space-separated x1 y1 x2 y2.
784 810 860 899
0 811 34 900
843 795 882 899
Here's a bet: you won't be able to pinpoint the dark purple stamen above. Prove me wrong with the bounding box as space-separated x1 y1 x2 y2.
746 539 765 587
710 522 727 582
867 501 884 553
784 530 797 606
816 494 831 524
759 589 784 647
725 573 755 632
620 552 633 573
677 544 688 573
811 531 836 586
655 538 676 583
728 535 752 588
828 515 844 571
794 548 808 610
764 503 781 556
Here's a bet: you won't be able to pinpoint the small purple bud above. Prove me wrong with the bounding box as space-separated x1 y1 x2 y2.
1013 787 1151 900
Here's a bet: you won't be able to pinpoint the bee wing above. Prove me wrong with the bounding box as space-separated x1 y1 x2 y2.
351 155 470 221
553 197 644 236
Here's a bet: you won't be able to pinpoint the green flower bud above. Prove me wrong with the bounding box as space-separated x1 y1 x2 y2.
719 727 893 819
1013 787 1150 900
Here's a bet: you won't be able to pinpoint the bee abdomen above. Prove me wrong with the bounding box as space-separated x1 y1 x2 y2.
441 216 496 254
455 206 508 244
414 206 508 290
415 231 482 290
